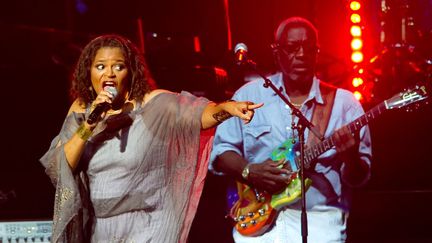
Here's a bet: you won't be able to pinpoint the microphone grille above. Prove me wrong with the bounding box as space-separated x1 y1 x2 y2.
234 43 248 53
104 86 118 98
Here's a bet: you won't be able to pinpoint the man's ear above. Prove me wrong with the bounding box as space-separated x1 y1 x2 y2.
271 47 281 71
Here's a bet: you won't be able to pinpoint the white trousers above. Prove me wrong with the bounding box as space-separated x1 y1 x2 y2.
233 206 348 243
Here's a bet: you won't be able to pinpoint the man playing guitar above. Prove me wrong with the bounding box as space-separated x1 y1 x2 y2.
209 17 372 243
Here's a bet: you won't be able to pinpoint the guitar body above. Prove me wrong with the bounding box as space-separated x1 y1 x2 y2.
232 138 312 237
270 139 313 210
232 183 276 236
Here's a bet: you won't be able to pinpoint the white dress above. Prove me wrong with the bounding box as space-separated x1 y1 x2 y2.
40 92 213 242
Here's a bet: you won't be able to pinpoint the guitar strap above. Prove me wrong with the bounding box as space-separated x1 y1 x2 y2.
306 81 337 148
304 81 339 204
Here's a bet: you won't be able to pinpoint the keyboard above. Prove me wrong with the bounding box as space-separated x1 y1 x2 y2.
0 220 52 243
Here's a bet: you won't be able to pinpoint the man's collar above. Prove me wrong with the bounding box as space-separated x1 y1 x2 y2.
272 72 324 105
309 76 324 105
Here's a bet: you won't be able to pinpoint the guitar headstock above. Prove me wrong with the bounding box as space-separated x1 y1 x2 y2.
384 84 429 110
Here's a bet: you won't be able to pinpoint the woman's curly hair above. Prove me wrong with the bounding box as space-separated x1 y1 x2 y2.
70 34 156 104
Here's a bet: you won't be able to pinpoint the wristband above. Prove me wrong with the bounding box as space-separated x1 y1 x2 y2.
76 124 93 140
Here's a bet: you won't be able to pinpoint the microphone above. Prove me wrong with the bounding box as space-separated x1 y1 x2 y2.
234 43 248 65
87 86 118 125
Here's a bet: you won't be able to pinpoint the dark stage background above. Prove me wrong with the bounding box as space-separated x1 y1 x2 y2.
1 0 431 242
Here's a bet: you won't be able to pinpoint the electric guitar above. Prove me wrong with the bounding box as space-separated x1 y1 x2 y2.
230 84 429 237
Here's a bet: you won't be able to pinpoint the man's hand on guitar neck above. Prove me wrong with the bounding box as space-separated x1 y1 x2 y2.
333 126 360 154
333 126 370 185
333 126 359 160
247 159 293 194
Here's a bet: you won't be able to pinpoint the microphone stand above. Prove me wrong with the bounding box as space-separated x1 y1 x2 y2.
243 59 323 243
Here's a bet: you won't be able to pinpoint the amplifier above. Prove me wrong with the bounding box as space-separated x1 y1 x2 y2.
0 220 52 243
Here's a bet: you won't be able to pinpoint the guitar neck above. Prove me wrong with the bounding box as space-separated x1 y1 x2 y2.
299 101 387 168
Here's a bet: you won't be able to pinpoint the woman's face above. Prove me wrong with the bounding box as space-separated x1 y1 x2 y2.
91 47 129 100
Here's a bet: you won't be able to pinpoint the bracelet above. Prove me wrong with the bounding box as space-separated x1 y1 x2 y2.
76 123 93 140
241 164 251 180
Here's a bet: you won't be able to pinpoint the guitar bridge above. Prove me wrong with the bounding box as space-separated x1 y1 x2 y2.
254 189 265 202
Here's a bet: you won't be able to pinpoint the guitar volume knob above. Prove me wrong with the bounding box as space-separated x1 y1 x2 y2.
258 209 265 215
240 223 247 228
247 212 255 217
239 215 246 221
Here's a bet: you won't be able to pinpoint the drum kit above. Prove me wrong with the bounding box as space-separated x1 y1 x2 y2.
359 0 431 105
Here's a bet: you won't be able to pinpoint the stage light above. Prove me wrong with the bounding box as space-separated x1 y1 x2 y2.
353 91 363 100
350 26 362 37
348 0 369 102
351 51 364 63
350 13 361 23
350 1 361 11
193 36 201 53
351 38 363 50
352 77 364 87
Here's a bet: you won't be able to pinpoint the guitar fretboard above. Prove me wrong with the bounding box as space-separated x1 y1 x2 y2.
296 101 387 169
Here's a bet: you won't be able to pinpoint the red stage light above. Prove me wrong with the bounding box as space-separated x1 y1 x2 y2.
350 13 361 23
351 51 364 63
350 26 362 37
193 36 201 53
352 77 364 87
348 0 368 102
351 38 363 50
353 91 363 100
350 1 361 11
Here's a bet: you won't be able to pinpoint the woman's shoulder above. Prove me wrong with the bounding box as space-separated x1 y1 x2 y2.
143 89 175 105
67 99 87 116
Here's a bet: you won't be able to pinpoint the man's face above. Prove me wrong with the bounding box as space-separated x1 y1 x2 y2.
275 26 318 84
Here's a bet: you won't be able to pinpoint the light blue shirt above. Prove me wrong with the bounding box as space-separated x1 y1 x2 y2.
210 72 372 211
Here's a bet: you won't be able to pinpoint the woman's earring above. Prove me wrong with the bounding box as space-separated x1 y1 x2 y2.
89 86 96 100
